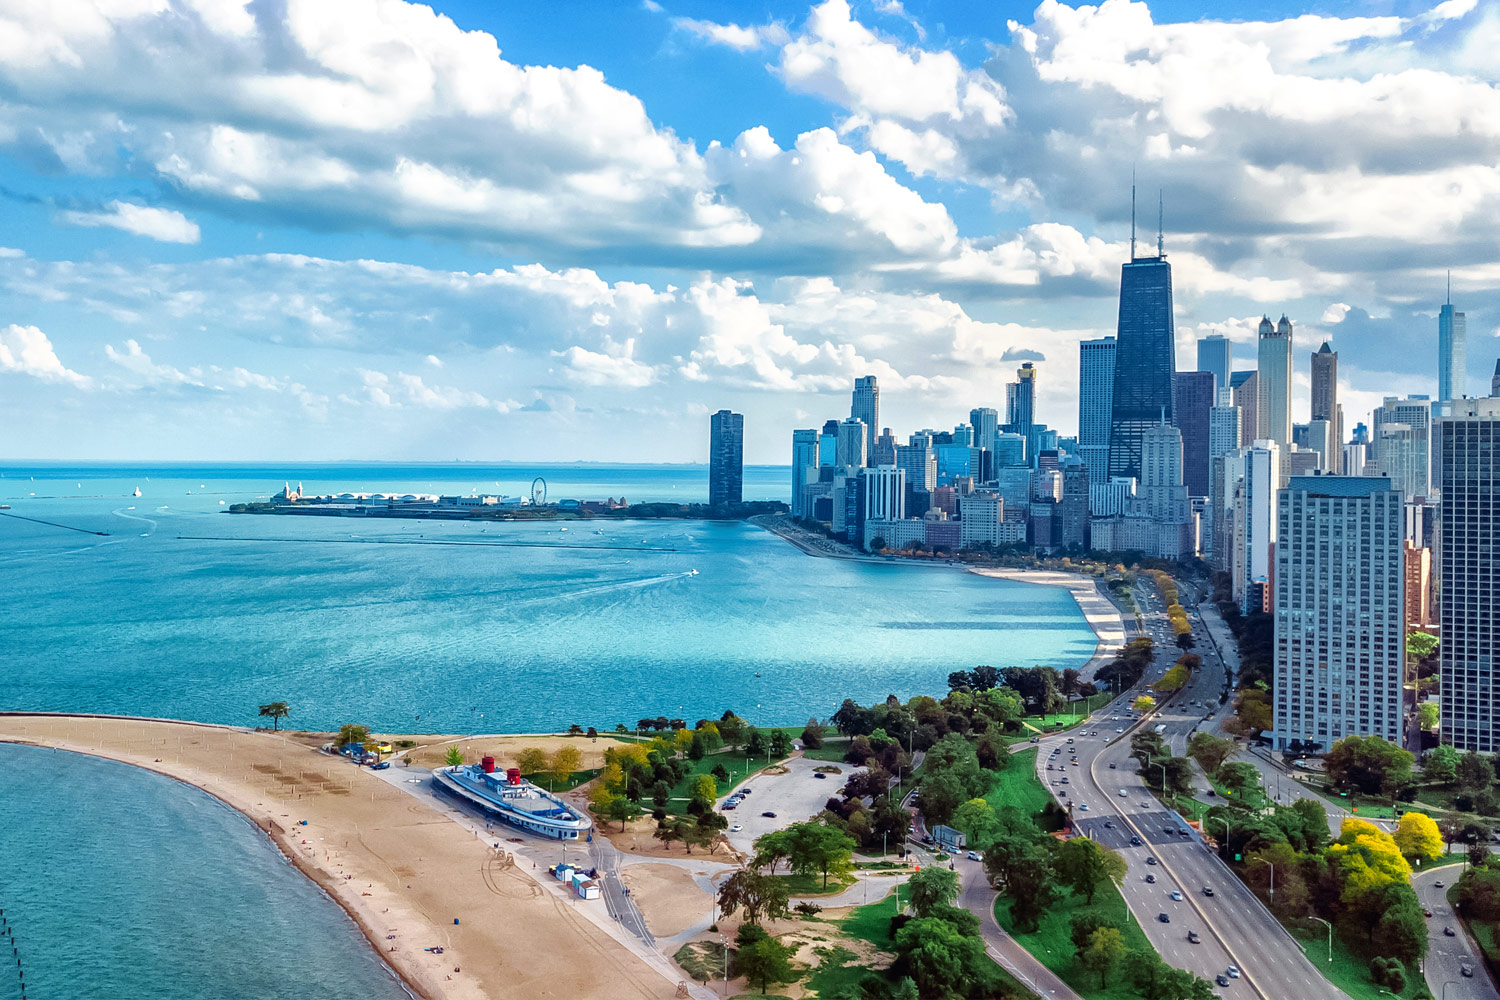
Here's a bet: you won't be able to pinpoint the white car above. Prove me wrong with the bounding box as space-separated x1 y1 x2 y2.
730 824 743 832
966 850 982 861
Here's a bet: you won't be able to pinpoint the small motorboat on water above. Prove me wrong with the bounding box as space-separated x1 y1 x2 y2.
689 569 699 576
0 504 9 510
133 487 142 497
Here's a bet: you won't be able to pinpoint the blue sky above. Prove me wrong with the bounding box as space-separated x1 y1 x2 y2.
0 0 1495 462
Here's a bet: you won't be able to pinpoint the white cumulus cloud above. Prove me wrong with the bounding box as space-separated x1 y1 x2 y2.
0 324 90 386
60 201 201 244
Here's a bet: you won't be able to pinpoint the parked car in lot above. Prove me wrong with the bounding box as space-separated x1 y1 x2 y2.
814 772 827 779
371 760 391 770
966 851 981 861
761 811 777 818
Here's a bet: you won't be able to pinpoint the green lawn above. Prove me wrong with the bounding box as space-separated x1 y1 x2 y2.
1288 925 1426 1000
770 872 857 896
984 749 1053 823
994 883 1154 1000
521 767 600 792
799 744 852 762
665 749 788 815
1021 693 1115 732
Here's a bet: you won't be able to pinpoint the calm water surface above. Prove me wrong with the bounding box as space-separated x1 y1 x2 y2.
0 742 410 1000
0 463 1098 732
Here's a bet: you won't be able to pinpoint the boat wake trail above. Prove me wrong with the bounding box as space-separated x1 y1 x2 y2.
111 507 158 536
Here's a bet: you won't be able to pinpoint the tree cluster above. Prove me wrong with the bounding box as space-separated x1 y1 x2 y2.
1094 637 1155 693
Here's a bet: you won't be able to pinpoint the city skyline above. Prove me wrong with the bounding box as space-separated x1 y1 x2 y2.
1 0 1497 463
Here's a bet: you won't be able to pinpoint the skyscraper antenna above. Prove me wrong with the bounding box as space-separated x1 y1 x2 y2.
1130 169 1137 261
1157 189 1164 257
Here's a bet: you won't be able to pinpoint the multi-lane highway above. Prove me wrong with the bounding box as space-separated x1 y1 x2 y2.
1025 580 1351 1000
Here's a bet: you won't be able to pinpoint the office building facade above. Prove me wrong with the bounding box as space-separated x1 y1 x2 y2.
1231 371 1259 449
1108 252 1176 482
1242 440 1280 613
835 418 867 469
1439 300 1467 405
852 376 879 462
1257 315 1294 448
791 429 818 519
708 409 744 507
1437 398 1500 751
1273 476 1405 751
1197 334 1232 393
1310 341 1340 473
1174 370 1215 497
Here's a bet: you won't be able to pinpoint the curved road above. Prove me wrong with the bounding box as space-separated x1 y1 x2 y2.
1413 867 1500 1000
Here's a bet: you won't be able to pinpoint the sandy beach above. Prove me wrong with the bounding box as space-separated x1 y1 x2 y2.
0 715 683 1000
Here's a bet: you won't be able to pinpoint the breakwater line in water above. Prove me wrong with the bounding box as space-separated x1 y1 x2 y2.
175 534 678 552
0 510 109 536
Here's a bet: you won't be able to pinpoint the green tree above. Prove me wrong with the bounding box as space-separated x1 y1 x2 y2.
950 798 1001 850
718 714 746 752
692 773 718 807
1325 735 1414 798
516 746 548 775
549 745 583 786
744 726 766 757
1459 750 1494 793
604 794 639 831
1418 701 1440 733
258 701 290 731
1080 926 1127 987
769 730 792 757
717 869 789 925
1004 850 1061 932
336 723 370 748
1054 837 1127 905
736 933 795 994
1425 744 1460 785
785 822 857 888
1408 630 1439 660
443 745 464 767
893 909 988 999
907 866 960 918
1373 898 1428 966
1187 732 1236 775
1132 695 1156 713
800 719 824 749
1217 761 1263 806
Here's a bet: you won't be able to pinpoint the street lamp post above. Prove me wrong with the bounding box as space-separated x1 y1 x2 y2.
1309 916 1333 964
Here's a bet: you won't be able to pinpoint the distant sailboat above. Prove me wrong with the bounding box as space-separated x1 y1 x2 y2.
133 487 142 497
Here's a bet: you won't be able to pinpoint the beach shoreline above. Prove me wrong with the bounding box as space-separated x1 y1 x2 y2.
0 715 685 1000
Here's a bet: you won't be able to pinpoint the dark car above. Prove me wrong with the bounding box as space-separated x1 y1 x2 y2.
1109 762 1117 769
814 772 827 779
761 811 777 818
1425 909 1434 917
1145 874 1156 884
1130 836 1142 847
722 803 735 810
1463 965 1475 978
1203 886 1214 897
1444 927 1456 937
371 761 391 771
1146 856 1157 865
1216 975 1230 987
1187 931 1200 944
1157 913 1170 923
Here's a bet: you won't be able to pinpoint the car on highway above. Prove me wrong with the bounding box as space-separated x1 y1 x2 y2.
1157 913 1170 923
1079 803 1089 810
1146 856 1157 865
1109 762 1117 769
761 811 777 818
1203 886 1214 897
1170 890 1183 900
1060 777 1069 784
1145 874 1156 883
1103 820 1114 829
1226 966 1238 979
1216 975 1230 987
1119 789 1128 797
1047 764 1054 770
1130 836 1142 846
1187 931 1200 943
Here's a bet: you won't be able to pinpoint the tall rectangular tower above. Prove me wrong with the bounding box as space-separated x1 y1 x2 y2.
968 407 999 456
1079 337 1116 484
836 418 867 469
790 429 819 519
1197 334 1232 393
1231 371 1259 449
1108 254 1176 482
1242 440 1280 613
1257 315 1294 448
1006 362 1037 441
1439 299 1467 404
1310 342 1339 472
1273 476 1405 751
1173 370 1215 498
1437 398 1500 751
852 376 879 461
709 409 744 508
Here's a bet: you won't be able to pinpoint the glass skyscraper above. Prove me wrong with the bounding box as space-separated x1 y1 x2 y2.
709 409 744 508
1108 255 1176 482
1439 300 1467 404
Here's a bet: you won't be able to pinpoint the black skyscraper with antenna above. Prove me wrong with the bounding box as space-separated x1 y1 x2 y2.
1108 186 1177 483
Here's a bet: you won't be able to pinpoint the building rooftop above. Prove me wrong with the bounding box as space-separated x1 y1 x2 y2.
1286 474 1397 497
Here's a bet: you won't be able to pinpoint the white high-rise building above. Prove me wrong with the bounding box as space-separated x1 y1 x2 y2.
1242 440 1281 612
959 492 1005 548
1140 421 1188 523
1437 398 1500 751
1343 442 1367 477
836 418 867 469
851 376 879 462
791 429 819 519
1375 422 1430 500
862 465 905 525
1273 476 1405 751
1209 405 1241 463
1256 315 1294 449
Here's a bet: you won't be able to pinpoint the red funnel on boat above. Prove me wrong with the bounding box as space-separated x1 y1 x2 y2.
506 767 521 785
481 755 495 773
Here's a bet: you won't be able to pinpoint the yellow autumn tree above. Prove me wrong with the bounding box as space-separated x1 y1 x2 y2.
1393 812 1444 862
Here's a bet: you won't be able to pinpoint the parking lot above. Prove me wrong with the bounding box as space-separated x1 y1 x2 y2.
720 754 859 854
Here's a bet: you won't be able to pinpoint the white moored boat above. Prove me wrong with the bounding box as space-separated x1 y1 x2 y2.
432 759 592 840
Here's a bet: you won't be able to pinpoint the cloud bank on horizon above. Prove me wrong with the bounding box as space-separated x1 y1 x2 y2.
0 0 1492 462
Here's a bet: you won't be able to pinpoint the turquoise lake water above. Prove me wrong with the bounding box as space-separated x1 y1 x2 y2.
0 463 1098 733
0 742 410 1000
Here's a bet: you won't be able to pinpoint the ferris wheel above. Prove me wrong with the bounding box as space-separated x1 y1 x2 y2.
530 477 547 506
